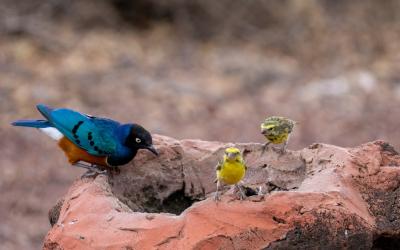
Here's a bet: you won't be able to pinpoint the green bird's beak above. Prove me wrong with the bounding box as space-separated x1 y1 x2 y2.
146 145 159 156
261 124 274 135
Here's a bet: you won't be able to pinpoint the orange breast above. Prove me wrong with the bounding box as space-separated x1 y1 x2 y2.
58 137 108 167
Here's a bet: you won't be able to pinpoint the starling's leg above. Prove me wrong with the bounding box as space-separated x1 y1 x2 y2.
81 170 98 178
80 166 108 179
73 162 107 174
111 166 121 175
214 180 221 202
235 184 246 200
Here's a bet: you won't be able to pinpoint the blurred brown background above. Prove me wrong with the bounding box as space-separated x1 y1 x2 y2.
1 0 400 249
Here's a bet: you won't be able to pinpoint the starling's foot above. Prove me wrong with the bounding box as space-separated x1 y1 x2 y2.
81 170 97 179
74 162 107 174
110 166 121 175
92 168 107 175
81 169 107 179
74 162 107 178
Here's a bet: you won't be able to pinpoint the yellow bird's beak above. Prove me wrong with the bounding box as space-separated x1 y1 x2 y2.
226 152 236 160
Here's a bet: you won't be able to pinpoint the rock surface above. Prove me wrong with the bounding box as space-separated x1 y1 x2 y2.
43 135 400 249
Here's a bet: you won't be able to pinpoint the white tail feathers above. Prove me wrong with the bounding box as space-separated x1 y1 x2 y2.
39 127 63 141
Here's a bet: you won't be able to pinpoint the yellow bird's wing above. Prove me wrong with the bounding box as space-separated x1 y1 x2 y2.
216 160 223 171
239 158 247 171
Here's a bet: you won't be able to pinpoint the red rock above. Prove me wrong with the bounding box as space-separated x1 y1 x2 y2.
43 137 400 249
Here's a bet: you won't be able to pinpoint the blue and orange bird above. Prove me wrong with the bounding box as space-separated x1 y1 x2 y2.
12 104 158 176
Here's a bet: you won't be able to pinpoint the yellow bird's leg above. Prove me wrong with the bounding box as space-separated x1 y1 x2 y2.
275 141 288 155
235 184 246 200
279 134 291 155
214 179 222 202
257 185 265 195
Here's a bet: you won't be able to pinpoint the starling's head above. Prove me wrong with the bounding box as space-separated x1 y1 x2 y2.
125 124 158 156
224 147 242 162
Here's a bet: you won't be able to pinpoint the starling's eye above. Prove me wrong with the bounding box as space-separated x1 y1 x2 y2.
267 127 274 131
135 138 141 143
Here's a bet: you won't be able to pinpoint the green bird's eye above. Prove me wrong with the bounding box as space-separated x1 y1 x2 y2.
135 138 141 143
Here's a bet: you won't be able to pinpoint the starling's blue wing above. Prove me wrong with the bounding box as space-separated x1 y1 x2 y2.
36 104 118 156
11 119 52 128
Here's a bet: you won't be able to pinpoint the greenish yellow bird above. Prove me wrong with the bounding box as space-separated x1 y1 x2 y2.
261 116 296 154
214 147 247 201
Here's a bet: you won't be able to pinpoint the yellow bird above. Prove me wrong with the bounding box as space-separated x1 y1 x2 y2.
261 116 296 154
214 147 247 201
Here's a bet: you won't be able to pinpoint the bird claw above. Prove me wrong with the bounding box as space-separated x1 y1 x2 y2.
237 194 245 200
110 166 121 175
74 162 108 177
93 168 107 174
276 148 285 155
234 184 246 200
81 169 108 179
81 170 96 179
213 192 221 202
271 146 286 155
257 185 265 196
261 142 270 155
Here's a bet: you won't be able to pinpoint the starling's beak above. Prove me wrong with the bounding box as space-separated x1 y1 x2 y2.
261 129 268 135
146 145 159 156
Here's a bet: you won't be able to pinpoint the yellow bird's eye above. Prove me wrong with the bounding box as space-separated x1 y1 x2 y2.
136 138 141 143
